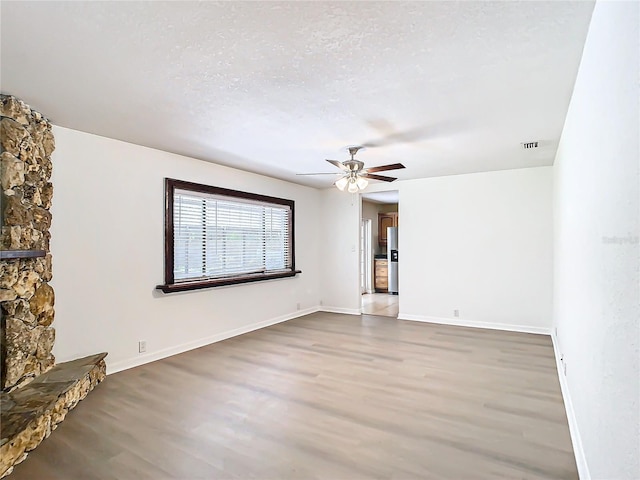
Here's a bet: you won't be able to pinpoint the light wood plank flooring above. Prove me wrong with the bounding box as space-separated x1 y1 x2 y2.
362 293 399 317
9 312 576 479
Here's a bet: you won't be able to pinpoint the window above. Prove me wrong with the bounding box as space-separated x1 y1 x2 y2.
157 179 300 293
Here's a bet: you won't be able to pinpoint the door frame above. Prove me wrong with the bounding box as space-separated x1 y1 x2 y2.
360 218 373 294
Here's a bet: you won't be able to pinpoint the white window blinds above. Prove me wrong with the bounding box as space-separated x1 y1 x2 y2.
173 188 292 282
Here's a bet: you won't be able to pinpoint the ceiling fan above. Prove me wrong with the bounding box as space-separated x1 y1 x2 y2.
298 146 405 193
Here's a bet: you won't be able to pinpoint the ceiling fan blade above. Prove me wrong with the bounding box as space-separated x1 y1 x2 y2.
326 159 348 171
296 172 344 176
365 163 406 173
361 173 398 182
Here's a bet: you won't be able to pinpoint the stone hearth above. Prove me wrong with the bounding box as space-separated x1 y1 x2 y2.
0 353 107 477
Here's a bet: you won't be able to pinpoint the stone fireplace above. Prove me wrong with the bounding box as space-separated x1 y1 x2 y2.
0 95 107 477
1 95 56 390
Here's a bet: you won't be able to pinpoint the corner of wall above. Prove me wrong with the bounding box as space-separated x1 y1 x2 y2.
551 332 591 480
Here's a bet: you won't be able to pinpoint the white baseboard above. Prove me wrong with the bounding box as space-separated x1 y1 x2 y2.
106 306 321 375
397 313 551 335
319 306 362 315
551 333 590 480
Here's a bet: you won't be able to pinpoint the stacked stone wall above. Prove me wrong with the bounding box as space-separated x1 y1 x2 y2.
0 95 56 391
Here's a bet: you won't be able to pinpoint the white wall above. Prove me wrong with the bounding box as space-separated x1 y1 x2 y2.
553 1 640 478
50 127 321 373
321 167 554 332
318 188 361 314
397 168 553 332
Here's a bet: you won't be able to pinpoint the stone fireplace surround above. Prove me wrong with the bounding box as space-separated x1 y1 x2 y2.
0 95 107 477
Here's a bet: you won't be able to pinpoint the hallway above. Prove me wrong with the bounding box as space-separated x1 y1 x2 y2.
361 293 399 317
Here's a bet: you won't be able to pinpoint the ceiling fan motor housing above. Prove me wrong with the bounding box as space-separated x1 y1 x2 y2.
344 160 364 172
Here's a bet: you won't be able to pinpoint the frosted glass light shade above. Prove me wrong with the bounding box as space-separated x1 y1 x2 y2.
336 175 368 192
335 176 348 191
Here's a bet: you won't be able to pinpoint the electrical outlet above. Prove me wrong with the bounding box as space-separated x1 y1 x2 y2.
138 341 147 353
296 302 301 311
555 327 558 337
563 362 567 376
453 309 459 318
320 299 323 306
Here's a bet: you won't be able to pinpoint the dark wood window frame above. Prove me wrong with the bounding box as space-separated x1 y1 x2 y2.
156 178 300 293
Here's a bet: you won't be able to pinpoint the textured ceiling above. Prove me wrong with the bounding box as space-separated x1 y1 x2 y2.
1 1 594 188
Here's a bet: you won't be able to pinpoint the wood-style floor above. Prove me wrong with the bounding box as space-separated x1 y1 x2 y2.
10 312 576 479
361 293 399 317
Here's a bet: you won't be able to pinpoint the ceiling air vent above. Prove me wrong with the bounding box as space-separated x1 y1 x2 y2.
521 141 539 149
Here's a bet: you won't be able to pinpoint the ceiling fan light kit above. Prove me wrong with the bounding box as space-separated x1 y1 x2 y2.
335 171 369 193
299 145 405 193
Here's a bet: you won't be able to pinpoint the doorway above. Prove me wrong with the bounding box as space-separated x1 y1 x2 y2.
360 191 400 318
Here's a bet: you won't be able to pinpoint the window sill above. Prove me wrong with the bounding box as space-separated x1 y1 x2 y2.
156 270 302 293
